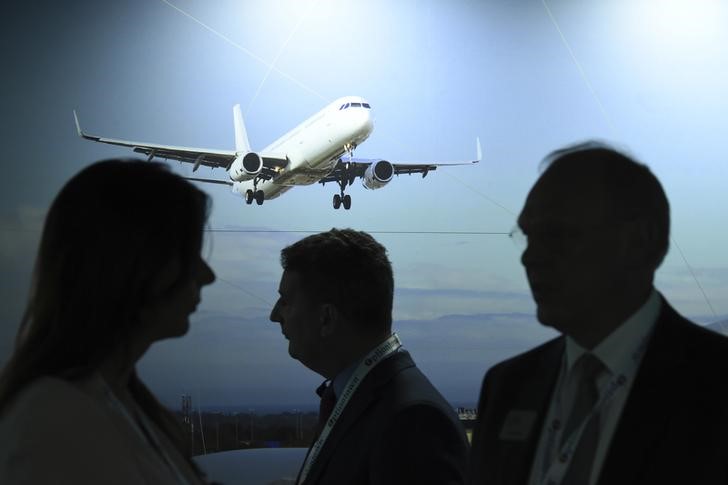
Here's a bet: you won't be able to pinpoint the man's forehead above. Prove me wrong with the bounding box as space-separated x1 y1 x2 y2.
520 172 608 225
279 270 302 290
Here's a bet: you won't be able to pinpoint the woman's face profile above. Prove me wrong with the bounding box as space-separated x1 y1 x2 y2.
138 251 216 344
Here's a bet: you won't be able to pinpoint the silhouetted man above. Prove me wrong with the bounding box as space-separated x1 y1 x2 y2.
468 142 728 485
270 228 468 485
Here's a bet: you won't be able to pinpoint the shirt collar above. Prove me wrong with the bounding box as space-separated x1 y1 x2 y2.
565 289 661 375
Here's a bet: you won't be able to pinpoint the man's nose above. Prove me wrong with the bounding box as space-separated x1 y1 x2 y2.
269 300 281 322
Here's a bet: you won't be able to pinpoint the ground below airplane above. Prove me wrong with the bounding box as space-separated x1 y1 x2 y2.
74 96 480 209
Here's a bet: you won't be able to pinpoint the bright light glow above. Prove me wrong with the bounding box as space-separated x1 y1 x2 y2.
629 0 726 54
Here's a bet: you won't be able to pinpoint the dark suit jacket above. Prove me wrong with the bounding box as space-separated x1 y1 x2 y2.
468 298 728 485
300 350 468 485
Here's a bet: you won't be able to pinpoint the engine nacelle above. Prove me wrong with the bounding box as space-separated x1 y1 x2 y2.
362 160 394 190
229 152 263 182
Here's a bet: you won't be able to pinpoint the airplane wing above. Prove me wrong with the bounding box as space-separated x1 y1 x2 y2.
74 111 237 170
73 111 289 178
318 138 481 184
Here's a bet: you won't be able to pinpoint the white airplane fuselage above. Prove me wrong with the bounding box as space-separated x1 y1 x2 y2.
232 96 373 201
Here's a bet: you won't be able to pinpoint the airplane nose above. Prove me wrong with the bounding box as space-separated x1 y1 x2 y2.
361 111 374 135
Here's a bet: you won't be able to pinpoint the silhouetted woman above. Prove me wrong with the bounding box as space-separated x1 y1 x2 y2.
0 159 216 484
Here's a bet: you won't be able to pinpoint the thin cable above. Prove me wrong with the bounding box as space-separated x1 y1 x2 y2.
441 171 517 216
209 230 510 306
541 0 618 136
160 0 327 101
205 229 510 235
671 237 717 319
216 276 273 306
542 0 716 318
0 228 510 236
245 0 320 115
162 0 515 221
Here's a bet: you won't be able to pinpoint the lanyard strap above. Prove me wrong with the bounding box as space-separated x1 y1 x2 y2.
539 333 651 485
298 333 402 484
98 376 193 485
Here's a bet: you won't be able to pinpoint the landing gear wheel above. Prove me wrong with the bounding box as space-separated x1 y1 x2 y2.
254 190 265 205
245 190 254 205
343 194 351 210
333 193 341 209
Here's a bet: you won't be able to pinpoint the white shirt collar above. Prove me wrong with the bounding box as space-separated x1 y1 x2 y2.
565 289 661 376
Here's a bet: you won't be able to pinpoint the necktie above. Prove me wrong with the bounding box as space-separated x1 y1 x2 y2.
315 381 336 436
561 353 605 485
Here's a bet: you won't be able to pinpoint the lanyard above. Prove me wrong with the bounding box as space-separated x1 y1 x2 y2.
98 376 193 485
539 333 650 485
298 333 402 484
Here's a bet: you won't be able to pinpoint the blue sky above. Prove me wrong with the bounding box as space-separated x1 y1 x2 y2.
1 0 727 409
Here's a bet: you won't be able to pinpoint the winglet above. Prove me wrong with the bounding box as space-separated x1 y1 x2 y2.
73 110 83 137
233 104 251 153
475 137 482 162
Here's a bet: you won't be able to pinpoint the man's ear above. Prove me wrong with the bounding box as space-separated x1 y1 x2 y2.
319 304 339 338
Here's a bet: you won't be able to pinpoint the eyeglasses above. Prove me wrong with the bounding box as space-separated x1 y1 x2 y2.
508 222 609 255
508 225 527 249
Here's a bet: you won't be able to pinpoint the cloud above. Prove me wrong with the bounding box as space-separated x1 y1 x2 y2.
394 286 534 320
138 310 556 409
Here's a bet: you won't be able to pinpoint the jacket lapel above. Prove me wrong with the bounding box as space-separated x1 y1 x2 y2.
302 351 415 484
598 299 687 485
499 338 564 485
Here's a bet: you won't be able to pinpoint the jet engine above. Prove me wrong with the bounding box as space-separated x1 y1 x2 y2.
229 152 263 182
362 160 394 190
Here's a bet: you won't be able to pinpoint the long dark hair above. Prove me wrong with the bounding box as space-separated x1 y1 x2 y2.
0 159 210 471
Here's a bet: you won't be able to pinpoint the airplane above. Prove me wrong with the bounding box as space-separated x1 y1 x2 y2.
73 96 481 210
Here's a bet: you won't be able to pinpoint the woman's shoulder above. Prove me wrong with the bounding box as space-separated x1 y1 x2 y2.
0 377 154 484
1 376 109 432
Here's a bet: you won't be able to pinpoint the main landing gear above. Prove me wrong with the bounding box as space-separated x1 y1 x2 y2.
244 177 265 205
333 192 351 210
333 173 352 210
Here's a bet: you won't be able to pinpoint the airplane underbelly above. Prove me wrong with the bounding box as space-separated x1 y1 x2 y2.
268 112 367 187
276 149 339 186
275 166 332 186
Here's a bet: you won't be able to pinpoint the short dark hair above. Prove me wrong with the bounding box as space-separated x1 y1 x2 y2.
280 228 394 333
541 141 670 269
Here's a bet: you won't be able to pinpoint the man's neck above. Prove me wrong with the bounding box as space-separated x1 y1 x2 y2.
324 332 391 380
569 288 654 350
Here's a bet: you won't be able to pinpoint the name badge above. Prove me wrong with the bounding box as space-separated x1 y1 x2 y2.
499 410 537 441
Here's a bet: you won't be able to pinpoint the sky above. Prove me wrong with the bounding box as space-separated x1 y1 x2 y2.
1 0 727 410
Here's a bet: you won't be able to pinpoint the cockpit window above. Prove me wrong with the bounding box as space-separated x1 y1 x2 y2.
340 101 371 110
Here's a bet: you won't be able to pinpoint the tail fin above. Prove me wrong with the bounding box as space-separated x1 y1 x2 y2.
233 104 251 153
